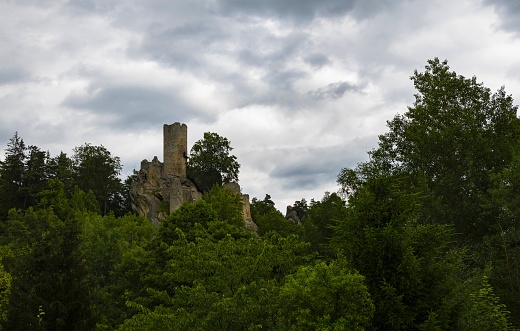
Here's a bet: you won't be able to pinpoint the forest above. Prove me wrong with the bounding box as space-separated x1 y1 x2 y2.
0 58 518 330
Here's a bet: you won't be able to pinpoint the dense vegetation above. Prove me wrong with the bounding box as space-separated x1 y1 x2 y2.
0 58 518 330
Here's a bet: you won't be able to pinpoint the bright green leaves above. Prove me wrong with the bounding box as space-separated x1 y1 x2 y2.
459 277 515 331
279 261 374 330
118 233 322 330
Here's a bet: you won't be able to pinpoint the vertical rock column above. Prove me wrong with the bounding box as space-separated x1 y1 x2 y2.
163 122 187 177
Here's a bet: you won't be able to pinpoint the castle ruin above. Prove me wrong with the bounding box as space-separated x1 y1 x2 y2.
130 122 255 230
163 122 187 177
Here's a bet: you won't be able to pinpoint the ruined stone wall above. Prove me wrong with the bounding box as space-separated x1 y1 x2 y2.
163 122 187 177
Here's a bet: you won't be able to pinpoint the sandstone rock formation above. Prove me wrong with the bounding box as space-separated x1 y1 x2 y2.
130 155 201 225
285 205 303 225
130 122 255 230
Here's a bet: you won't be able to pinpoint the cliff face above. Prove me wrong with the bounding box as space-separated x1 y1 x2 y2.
130 156 202 225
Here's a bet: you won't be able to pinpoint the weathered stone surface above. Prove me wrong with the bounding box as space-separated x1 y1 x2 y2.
130 157 202 225
163 122 187 177
131 122 257 231
285 205 302 225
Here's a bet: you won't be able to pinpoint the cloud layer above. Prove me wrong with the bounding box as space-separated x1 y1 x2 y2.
1 0 520 209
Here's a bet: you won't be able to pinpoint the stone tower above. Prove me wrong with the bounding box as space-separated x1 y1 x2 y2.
163 122 187 177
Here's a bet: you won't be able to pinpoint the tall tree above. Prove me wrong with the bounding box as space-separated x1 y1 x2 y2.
302 192 346 258
47 152 74 192
334 172 474 329
2 183 95 330
336 58 520 328
0 133 26 217
20 146 48 209
187 132 240 192
72 144 123 215
339 58 520 244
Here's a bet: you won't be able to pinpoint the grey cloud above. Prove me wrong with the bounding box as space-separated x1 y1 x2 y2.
0 66 31 85
304 53 331 68
308 81 364 100
485 0 520 35
62 85 210 129
216 0 355 21
269 142 371 190
127 22 226 70
215 0 401 22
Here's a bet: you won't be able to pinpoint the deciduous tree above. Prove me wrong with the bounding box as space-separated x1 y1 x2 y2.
187 132 240 191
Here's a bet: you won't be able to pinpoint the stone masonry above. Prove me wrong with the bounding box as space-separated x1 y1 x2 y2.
163 122 187 177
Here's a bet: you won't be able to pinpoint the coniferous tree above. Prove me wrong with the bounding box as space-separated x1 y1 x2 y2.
0 132 26 218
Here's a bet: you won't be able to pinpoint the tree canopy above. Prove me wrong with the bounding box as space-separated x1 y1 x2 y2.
187 132 240 192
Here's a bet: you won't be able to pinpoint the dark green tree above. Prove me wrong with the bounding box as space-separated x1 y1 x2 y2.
278 260 374 330
302 192 346 258
20 145 48 209
47 152 75 193
336 58 520 327
350 58 520 243
459 276 515 330
116 232 312 330
250 194 299 237
0 132 26 217
187 132 240 192
2 184 95 330
202 185 244 229
334 173 471 329
72 143 123 215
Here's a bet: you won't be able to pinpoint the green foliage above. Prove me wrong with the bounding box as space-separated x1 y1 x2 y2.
80 212 156 329
2 207 94 330
480 227 520 326
187 132 240 191
202 185 244 228
0 248 12 329
278 260 374 330
0 134 129 218
159 199 218 243
0 132 27 217
302 192 346 258
251 195 299 237
334 172 471 329
20 145 48 209
336 58 520 327
117 233 313 330
72 143 124 215
47 152 74 189
459 276 515 331
356 58 520 243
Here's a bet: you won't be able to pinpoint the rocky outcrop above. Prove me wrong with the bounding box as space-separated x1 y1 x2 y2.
285 205 303 225
130 156 202 225
130 122 257 231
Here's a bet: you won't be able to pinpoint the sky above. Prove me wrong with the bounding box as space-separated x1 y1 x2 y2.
1 0 520 211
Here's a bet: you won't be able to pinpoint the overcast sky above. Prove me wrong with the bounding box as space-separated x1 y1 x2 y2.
1 0 520 211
